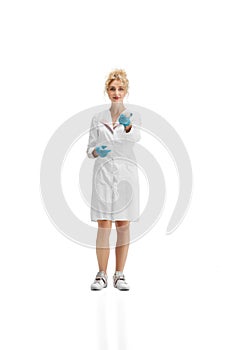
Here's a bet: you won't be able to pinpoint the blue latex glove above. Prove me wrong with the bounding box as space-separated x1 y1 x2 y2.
119 113 133 127
95 145 111 158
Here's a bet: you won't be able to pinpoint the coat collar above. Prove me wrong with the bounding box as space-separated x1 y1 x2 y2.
100 108 128 133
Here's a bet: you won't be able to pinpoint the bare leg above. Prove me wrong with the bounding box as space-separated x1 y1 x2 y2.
115 221 130 272
96 220 112 273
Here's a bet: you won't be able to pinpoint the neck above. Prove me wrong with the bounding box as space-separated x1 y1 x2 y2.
110 102 126 115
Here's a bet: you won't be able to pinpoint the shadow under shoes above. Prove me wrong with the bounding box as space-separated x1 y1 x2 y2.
91 271 108 290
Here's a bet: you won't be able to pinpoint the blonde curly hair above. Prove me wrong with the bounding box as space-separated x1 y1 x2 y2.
105 69 129 94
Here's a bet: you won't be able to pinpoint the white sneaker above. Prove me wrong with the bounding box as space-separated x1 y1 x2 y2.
91 271 108 290
113 271 130 291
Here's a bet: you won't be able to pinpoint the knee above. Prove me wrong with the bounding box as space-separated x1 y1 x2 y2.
115 221 130 236
115 221 130 230
98 220 112 229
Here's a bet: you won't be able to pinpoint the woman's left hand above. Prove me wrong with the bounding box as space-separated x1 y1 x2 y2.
119 113 132 127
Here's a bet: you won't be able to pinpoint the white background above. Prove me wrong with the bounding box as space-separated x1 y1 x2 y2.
1 1 233 349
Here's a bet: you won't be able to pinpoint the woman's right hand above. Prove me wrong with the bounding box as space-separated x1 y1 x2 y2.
95 145 111 158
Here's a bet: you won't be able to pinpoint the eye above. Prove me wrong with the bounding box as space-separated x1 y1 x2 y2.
109 87 116 91
119 87 124 91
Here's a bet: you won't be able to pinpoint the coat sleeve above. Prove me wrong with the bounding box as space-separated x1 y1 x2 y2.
118 112 142 142
86 115 98 159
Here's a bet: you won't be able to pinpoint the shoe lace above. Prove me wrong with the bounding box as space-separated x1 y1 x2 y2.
95 273 107 285
114 274 127 286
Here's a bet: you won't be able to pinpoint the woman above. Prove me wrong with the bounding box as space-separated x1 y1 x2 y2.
86 69 142 291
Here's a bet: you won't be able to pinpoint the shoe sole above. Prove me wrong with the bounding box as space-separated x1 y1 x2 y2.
114 286 130 291
91 284 107 291
117 289 130 291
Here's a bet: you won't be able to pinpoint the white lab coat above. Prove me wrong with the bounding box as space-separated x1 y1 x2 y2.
86 108 142 222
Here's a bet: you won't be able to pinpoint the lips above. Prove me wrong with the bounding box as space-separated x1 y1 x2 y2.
113 97 120 100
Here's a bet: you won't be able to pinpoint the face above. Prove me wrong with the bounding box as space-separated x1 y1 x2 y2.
107 80 127 104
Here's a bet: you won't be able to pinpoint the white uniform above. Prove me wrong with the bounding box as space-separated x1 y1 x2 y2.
86 108 142 222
